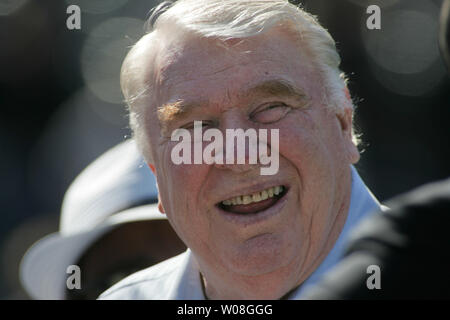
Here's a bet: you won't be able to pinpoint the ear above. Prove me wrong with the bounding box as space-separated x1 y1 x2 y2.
147 163 165 214
336 106 360 164
157 194 166 214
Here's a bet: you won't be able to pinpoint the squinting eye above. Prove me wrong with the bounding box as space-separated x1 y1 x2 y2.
181 121 212 130
251 105 291 124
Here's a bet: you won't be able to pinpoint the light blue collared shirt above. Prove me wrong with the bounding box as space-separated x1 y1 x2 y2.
99 166 383 300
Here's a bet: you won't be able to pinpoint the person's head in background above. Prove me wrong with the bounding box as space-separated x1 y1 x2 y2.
65 215 185 300
20 140 185 300
121 0 362 299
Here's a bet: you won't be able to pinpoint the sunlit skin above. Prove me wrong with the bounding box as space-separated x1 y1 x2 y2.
127 26 360 299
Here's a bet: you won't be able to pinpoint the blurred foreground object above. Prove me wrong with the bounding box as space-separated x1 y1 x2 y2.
300 178 450 299
20 139 185 299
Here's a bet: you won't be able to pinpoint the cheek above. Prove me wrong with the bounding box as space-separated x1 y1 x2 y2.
276 109 340 219
276 110 332 173
277 109 351 247
159 159 202 211
155 143 211 232
276 107 349 173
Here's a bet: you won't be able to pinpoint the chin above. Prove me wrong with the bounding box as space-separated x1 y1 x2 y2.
224 233 295 276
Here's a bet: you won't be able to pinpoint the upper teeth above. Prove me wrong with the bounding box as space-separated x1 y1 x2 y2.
221 186 284 206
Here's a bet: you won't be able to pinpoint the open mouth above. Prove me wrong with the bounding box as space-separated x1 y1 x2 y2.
217 185 288 215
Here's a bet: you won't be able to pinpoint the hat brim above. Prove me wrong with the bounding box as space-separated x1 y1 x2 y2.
19 204 166 300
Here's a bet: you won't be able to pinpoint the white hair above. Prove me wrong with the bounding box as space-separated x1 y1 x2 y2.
123 0 358 151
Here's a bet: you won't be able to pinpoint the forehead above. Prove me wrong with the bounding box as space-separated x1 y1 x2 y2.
153 27 319 105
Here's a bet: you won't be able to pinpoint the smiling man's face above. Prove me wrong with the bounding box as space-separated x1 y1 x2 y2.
136 26 359 299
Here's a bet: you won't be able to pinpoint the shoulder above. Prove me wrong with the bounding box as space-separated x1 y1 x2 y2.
98 252 187 300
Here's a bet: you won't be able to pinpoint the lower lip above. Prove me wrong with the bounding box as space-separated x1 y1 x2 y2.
216 189 290 226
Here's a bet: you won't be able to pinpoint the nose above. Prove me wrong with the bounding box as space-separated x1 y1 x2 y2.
213 110 261 173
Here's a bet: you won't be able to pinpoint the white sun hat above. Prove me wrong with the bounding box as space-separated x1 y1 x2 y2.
20 139 165 300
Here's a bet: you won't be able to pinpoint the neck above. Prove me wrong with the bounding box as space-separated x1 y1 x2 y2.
200 263 305 300
200 211 350 299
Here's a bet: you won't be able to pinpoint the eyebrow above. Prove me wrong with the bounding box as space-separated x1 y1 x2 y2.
158 100 205 124
157 79 308 126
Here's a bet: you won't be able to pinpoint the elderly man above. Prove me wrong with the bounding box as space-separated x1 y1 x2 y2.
99 0 384 300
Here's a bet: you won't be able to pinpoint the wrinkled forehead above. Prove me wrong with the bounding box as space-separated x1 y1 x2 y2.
124 25 323 157
125 29 213 104
125 23 320 122
154 27 313 98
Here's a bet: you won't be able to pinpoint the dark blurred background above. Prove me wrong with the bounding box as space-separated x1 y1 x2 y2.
0 0 448 299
